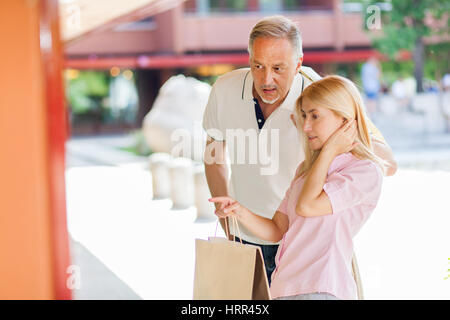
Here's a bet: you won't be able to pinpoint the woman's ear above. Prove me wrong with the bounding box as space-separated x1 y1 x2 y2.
290 114 297 128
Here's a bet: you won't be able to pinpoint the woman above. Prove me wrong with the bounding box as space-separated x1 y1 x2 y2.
209 75 386 300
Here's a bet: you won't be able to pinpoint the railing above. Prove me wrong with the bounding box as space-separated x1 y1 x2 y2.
183 0 333 14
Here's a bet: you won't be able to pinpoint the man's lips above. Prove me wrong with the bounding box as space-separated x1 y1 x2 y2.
308 136 318 141
262 88 276 94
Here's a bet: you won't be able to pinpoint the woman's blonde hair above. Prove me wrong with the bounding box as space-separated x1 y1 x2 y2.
295 75 387 178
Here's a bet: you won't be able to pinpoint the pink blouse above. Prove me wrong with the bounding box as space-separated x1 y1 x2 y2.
270 153 383 300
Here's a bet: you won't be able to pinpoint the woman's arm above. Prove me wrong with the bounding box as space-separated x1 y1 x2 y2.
295 120 357 218
209 197 288 242
295 149 334 218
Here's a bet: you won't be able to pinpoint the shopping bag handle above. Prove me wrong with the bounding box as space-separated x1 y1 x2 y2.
214 216 242 244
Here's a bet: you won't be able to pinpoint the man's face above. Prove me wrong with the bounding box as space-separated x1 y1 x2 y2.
250 37 302 105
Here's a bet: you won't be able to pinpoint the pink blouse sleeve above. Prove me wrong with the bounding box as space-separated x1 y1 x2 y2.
323 160 383 216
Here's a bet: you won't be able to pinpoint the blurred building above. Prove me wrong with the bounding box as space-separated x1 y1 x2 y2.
64 0 382 134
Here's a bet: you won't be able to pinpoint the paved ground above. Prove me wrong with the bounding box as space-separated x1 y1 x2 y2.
65 112 450 300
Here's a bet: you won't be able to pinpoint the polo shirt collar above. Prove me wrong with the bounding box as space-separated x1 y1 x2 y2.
242 69 304 112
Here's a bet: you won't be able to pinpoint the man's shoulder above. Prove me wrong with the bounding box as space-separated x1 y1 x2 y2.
299 66 322 89
214 67 250 87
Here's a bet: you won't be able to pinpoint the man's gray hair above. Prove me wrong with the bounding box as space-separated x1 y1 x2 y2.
248 15 303 59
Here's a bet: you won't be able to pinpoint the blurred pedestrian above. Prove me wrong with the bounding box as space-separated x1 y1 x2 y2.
361 56 381 114
391 76 410 112
442 73 450 92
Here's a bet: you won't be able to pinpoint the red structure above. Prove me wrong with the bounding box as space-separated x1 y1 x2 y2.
65 0 379 67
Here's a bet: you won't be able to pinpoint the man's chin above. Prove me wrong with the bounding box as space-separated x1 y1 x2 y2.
260 96 280 105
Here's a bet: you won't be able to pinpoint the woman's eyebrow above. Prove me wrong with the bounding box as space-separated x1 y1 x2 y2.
301 109 317 113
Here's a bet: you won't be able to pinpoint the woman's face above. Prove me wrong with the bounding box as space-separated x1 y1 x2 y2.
299 98 345 151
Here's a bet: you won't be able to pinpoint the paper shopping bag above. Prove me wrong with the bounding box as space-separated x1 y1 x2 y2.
193 236 271 300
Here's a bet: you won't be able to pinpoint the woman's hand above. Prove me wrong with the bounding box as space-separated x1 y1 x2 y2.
209 196 246 219
322 119 358 157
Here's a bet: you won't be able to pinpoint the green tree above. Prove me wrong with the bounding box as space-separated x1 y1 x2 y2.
363 0 449 92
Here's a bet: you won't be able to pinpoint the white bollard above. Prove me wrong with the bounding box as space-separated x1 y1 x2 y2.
148 153 172 199
193 164 216 221
169 157 194 209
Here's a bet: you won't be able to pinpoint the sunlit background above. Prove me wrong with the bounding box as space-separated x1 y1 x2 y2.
0 0 449 300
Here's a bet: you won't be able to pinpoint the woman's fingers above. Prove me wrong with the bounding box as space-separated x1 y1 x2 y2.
343 119 356 132
209 196 236 207
223 203 240 213
209 196 231 203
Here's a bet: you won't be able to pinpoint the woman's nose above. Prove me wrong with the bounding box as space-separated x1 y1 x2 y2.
302 119 311 132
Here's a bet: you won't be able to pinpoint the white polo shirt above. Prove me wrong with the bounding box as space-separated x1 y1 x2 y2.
203 67 314 245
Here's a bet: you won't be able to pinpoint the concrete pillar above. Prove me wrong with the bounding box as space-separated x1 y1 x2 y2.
149 153 172 199
169 157 194 209
194 164 215 221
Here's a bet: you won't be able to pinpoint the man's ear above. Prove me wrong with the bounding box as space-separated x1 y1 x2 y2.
296 56 303 73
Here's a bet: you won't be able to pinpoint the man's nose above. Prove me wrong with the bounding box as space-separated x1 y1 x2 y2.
263 69 274 85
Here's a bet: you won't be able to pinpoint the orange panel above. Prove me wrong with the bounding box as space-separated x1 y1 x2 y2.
0 0 71 299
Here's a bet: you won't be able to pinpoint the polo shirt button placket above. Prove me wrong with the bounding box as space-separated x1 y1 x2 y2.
253 98 265 130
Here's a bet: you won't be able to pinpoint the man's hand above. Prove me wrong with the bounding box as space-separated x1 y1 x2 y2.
371 138 398 176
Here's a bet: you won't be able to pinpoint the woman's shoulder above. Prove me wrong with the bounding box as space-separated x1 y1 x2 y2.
337 153 383 179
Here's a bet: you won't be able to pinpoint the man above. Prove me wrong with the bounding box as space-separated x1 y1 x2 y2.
202 15 397 285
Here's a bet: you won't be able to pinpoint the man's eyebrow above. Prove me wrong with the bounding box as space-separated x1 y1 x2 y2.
252 60 286 66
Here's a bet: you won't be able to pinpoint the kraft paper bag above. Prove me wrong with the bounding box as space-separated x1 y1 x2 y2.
193 218 271 300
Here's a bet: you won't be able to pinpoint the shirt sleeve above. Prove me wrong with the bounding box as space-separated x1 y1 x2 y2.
323 160 383 216
202 83 225 141
276 191 290 215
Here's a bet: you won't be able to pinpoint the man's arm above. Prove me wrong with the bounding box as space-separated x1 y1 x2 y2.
372 138 397 176
204 136 231 238
366 117 397 176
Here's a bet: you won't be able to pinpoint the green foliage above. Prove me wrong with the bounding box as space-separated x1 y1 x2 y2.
364 0 448 59
362 0 449 90
209 0 246 12
67 71 110 114
426 42 450 77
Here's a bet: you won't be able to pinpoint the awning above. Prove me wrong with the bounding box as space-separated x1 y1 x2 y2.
59 0 184 43
65 50 412 70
